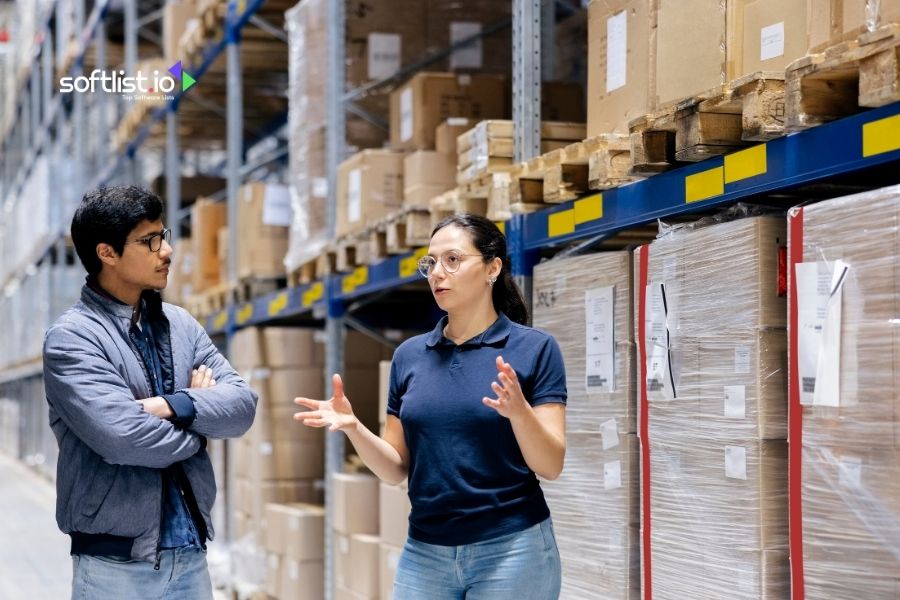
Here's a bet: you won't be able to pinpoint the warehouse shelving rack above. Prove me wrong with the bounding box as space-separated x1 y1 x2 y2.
2 1 900 599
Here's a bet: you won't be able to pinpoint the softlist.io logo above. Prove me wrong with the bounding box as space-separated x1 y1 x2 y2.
59 60 197 97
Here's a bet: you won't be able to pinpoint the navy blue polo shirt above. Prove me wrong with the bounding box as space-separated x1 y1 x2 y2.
387 312 567 546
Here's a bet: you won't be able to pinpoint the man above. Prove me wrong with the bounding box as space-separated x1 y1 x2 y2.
43 186 257 599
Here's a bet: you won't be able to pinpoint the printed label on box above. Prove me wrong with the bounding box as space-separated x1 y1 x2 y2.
368 32 402 80
400 88 414 142
312 177 328 199
450 22 483 70
606 11 628 93
603 460 622 490
585 286 616 391
724 385 746 419
348 168 362 223
760 22 785 62
645 282 676 401
734 346 751 374
600 418 620 450
262 184 292 227
725 446 748 480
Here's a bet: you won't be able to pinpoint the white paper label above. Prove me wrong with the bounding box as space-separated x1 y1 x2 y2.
450 22 483 70
815 260 849 407
259 442 273 456
338 536 350 554
725 446 748 480
368 32 402 80
312 177 328 199
645 283 676 400
838 455 862 489
400 88 414 142
347 168 362 223
604 460 622 490
262 184 292 227
606 11 628 92
447 117 470 126
585 286 616 391
388 550 401 570
663 257 677 281
600 418 620 450
724 385 746 419
608 528 624 551
288 559 299 580
760 22 785 62
734 346 751 374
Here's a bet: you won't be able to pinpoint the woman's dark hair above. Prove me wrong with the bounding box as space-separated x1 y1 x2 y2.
71 185 164 276
432 213 529 325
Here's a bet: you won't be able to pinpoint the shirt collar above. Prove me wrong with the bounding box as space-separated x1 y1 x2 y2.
82 277 160 325
425 312 512 348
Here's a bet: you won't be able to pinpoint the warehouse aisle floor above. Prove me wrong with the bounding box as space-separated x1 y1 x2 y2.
0 452 70 600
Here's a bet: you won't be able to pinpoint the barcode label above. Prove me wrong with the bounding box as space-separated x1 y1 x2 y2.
802 377 816 393
587 376 607 387
647 378 663 392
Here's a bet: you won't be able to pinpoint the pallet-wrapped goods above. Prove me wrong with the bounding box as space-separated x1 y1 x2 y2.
533 252 640 599
635 216 790 599
190 198 227 291
787 185 900 599
237 182 292 280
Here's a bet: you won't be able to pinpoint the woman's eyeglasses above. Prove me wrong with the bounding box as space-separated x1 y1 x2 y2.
417 251 482 278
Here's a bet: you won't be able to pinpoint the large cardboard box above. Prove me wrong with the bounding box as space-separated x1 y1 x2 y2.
237 182 292 280
235 437 325 481
229 326 325 371
349 534 381 597
190 198 227 290
424 0 512 75
379 482 411 548
732 0 808 76
336 150 405 238
279 557 325 600
403 151 457 209
379 544 403 599
807 0 900 52
233 478 324 536
389 72 508 151
586 0 653 135
265 503 325 561
435 118 475 154
332 473 380 535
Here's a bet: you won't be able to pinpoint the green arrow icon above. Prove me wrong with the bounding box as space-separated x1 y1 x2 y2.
182 71 197 92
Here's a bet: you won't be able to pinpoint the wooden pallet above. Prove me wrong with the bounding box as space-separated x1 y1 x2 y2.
629 72 787 172
786 24 900 131
232 276 284 304
186 282 231 318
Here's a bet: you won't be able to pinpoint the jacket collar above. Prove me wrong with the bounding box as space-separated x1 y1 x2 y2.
425 312 512 348
81 278 164 324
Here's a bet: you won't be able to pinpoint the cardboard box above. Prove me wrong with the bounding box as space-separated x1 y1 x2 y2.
237 182 291 279
435 118 475 154
378 360 392 426
349 534 381 597
235 437 325 481
229 327 325 371
541 81 585 123
190 198 227 290
379 482 411 548
404 151 457 192
265 503 325 561
336 150 405 237
733 0 807 77
389 72 508 151
380 544 403 600
163 1 200 63
807 0 900 52
280 557 325 600
233 478 324 538
655 0 727 107
424 0 512 75
332 473 380 535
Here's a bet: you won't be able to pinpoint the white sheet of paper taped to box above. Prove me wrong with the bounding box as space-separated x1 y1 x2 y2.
814 260 849 407
400 88 413 142
262 184 292 227
348 168 362 223
606 10 628 93
450 21 483 70
368 32 401 80
725 445 748 480
604 460 622 490
724 385 746 419
312 177 328 199
645 282 676 400
600 418 620 450
760 21 785 61
795 261 831 406
734 345 751 374
585 286 616 391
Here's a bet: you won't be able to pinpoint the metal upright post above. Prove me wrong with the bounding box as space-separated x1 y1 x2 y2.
324 2 347 597
95 17 108 171
513 0 542 163
73 0 85 193
42 37 53 125
165 107 180 243
31 70 40 154
123 0 139 182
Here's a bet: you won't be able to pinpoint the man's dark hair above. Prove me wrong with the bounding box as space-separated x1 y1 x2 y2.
71 185 164 276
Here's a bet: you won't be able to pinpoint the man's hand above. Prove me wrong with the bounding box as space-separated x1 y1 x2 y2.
190 365 216 388
137 396 174 419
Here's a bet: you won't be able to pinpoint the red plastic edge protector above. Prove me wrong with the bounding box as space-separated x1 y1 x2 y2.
788 207 805 600
637 244 652 600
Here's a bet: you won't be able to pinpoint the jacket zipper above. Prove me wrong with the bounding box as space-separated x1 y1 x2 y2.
154 471 164 570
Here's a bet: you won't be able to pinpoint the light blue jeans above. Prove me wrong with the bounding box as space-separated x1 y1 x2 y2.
71 547 213 600
393 518 561 600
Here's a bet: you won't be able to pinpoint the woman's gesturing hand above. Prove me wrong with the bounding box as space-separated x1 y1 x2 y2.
293 373 358 432
483 355 530 420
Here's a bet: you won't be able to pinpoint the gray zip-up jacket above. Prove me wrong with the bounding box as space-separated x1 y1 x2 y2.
43 284 257 562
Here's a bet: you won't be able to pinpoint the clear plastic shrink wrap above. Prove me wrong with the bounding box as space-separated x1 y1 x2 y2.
635 216 789 599
789 185 900 599
533 252 640 600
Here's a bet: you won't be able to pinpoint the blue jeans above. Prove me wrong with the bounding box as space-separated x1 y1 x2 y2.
393 518 561 600
71 547 212 600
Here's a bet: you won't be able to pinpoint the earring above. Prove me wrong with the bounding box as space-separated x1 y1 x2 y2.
489 277 497 287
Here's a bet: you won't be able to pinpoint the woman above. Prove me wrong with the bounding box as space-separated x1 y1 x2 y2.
294 214 567 599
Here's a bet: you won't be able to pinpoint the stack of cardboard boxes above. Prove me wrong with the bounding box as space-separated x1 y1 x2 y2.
635 216 789 598
789 185 900 598
264 503 326 600
533 252 640 599
332 473 381 599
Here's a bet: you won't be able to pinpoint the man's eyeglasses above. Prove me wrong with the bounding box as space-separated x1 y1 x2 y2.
127 228 171 253
417 251 482 278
